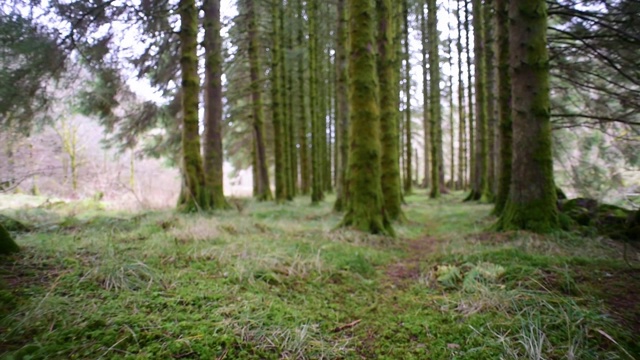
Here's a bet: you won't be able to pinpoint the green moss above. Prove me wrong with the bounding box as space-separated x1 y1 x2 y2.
340 0 393 236
178 0 208 212
377 0 403 221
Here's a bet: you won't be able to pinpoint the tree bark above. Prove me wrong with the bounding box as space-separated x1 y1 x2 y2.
271 0 287 202
456 0 466 190
334 0 350 212
178 0 208 211
497 0 559 233
203 0 230 209
419 0 430 189
340 0 394 236
493 0 511 215
402 0 413 195
428 0 441 199
247 0 273 201
378 0 404 221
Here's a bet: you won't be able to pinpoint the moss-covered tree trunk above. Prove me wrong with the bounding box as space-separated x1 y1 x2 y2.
247 0 273 201
402 0 413 195
493 0 511 215
456 0 466 190
283 0 295 200
308 0 324 204
496 0 558 233
271 0 287 203
340 0 393 236
334 0 350 212
203 0 230 210
428 0 441 199
485 0 497 198
377 0 403 221
178 0 208 212
419 0 430 189
464 0 475 195
0 224 19 255
297 0 310 195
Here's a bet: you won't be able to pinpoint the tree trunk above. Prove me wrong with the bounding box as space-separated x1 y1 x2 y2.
334 0 350 212
447 17 456 189
402 0 413 195
297 0 310 195
419 0 430 189
178 0 208 211
203 0 230 209
456 0 466 190
493 0 511 215
378 0 404 221
271 0 287 202
247 0 273 201
0 224 19 255
497 0 558 233
309 0 324 203
469 0 490 201
464 0 475 196
428 0 441 199
340 0 393 236
485 0 497 199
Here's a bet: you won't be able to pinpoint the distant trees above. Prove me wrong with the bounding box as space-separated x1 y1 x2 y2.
0 0 637 236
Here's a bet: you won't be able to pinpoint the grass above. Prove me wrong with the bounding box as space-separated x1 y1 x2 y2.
1 190 638 359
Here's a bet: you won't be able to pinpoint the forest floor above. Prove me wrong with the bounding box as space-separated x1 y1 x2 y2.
0 191 639 359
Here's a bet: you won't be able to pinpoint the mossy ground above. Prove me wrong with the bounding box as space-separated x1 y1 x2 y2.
1 191 638 359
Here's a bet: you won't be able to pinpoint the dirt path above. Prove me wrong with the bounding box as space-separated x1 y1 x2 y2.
384 236 439 288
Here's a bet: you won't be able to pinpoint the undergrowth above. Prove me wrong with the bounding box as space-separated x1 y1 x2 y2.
0 191 637 359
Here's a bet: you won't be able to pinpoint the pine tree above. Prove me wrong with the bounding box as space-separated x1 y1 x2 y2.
340 0 393 236
309 0 324 204
493 0 511 215
464 0 475 194
271 0 287 202
496 0 559 233
402 0 413 195
456 0 466 189
177 0 208 212
378 0 403 221
297 0 310 195
428 0 441 199
247 0 273 201
419 0 430 189
203 0 231 210
334 0 350 211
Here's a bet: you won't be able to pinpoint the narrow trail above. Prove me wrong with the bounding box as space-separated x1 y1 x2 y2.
384 236 439 288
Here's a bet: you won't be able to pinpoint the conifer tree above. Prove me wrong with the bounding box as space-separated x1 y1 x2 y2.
334 0 350 211
247 0 273 201
428 0 442 199
493 0 511 215
419 0 430 189
271 0 287 202
340 0 393 235
497 0 558 232
177 0 208 212
378 0 403 221
203 0 230 210
402 0 413 194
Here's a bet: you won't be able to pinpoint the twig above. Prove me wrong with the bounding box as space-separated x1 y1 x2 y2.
332 319 362 333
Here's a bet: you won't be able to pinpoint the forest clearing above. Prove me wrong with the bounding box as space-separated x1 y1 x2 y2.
1 192 638 359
